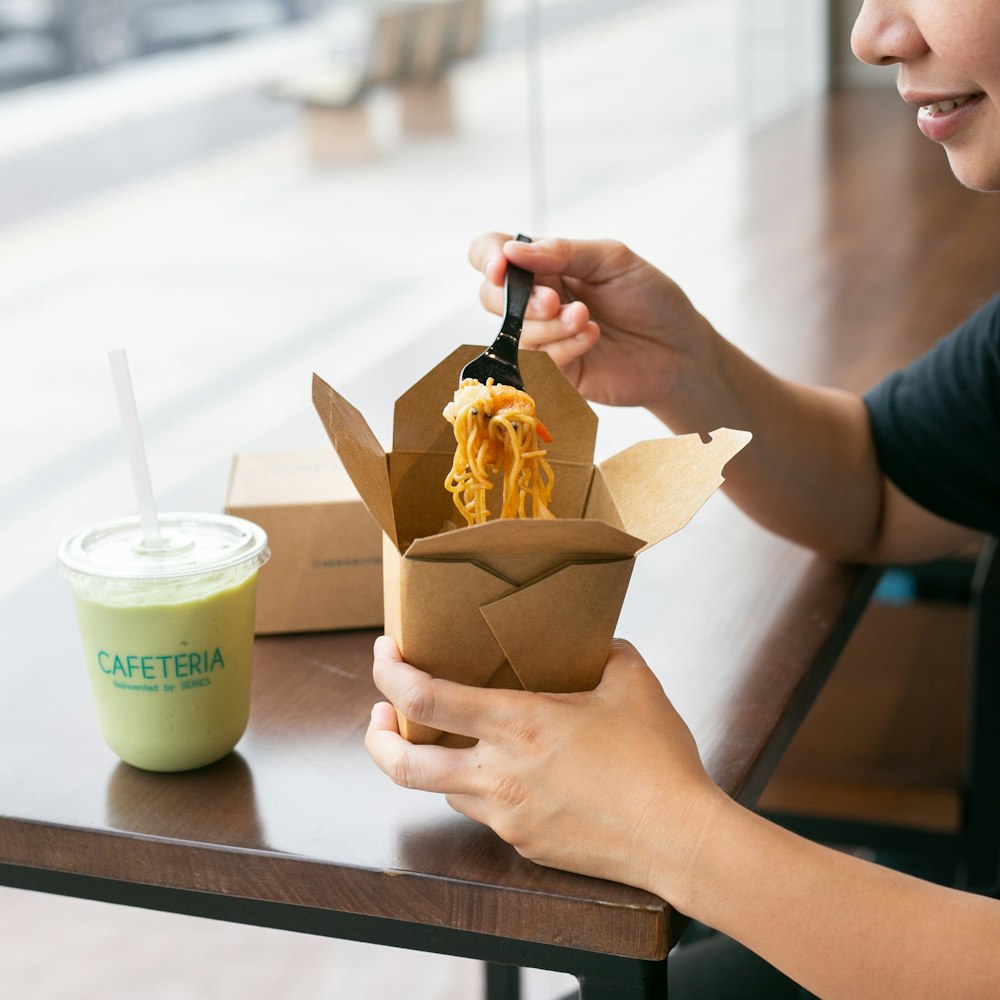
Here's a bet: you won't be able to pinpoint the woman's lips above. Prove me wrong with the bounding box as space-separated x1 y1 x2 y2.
916 93 985 141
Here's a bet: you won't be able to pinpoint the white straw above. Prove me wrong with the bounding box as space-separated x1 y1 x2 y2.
525 0 546 235
108 349 162 547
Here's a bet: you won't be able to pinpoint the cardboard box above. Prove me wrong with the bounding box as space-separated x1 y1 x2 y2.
313 346 750 742
225 449 383 635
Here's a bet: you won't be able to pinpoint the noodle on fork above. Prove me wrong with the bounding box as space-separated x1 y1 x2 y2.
443 378 555 526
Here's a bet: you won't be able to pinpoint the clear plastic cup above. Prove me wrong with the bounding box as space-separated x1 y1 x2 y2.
58 512 269 772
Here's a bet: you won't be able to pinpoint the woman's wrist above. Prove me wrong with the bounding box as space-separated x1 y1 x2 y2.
630 779 736 915
647 317 747 433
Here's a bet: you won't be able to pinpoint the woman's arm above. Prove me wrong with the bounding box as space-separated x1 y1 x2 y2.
671 333 979 563
671 797 1000 999
469 234 978 563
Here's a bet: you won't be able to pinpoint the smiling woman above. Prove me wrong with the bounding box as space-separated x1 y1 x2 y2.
4 1 966 998
851 0 1000 191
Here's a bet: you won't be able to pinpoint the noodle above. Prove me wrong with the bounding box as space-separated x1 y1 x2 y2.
443 378 556 526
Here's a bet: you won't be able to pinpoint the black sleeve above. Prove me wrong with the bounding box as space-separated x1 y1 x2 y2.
863 293 1000 537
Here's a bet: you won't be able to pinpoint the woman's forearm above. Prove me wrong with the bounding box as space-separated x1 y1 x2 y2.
648 328 886 560
651 796 1000 1000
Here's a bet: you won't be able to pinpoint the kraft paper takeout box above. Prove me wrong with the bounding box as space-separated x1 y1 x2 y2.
225 449 383 634
312 346 751 743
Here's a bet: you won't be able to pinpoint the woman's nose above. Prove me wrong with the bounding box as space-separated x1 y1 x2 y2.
851 0 929 66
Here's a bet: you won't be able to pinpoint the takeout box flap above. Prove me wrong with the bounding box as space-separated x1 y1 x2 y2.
592 428 752 550
312 373 398 547
405 516 644 567
386 543 517 744
392 345 598 467
480 558 635 693
391 549 635 742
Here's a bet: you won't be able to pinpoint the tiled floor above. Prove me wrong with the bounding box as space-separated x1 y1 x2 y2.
0 0 831 995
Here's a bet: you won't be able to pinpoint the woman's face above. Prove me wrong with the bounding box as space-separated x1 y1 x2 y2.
852 0 1000 191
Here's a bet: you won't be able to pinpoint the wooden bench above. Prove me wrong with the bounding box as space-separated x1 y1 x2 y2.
759 539 1000 891
272 0 485 165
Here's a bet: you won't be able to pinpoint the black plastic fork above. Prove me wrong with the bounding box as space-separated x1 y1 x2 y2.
460 233 533 390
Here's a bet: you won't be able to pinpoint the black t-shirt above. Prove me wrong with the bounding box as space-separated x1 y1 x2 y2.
863 292 1000 537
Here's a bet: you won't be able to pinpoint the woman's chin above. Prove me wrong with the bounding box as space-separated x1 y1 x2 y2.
944 149 1000 193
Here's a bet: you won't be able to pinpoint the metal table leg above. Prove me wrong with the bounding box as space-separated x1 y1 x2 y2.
484 962 521 1000
578 957 669 999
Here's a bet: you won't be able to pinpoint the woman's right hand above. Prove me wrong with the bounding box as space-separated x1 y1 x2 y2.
468 233 718 413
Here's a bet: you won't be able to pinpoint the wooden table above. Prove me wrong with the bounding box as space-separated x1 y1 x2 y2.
2 88 999 999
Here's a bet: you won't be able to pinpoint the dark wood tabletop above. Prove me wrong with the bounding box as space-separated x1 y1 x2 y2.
2 88 999 992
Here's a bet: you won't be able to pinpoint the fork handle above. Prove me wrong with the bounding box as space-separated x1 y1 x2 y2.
498 233 534 340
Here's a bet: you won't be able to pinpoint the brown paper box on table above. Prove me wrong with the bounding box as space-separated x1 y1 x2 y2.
225 449 383 635
312 346 751 743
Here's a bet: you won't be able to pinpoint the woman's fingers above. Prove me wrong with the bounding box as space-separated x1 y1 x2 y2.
477 275 596 347
468 230 511 279
471 233 639 292
504 237 636 285
372 636 528 744
366 703 483 795
444 791 491 826
599 639 647 686
478 277 589 328
477 275 565 320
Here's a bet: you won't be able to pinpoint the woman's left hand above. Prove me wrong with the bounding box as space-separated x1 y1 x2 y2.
365 635 724 895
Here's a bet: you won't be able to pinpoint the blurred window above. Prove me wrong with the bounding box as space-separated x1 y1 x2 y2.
1 0 829 598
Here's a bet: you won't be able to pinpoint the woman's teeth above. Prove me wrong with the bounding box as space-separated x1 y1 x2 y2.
922 96 973 115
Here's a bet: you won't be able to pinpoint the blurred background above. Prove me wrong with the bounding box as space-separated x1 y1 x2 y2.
0 1 867 997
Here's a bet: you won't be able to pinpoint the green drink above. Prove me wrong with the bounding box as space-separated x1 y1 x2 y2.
59 513 269 772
